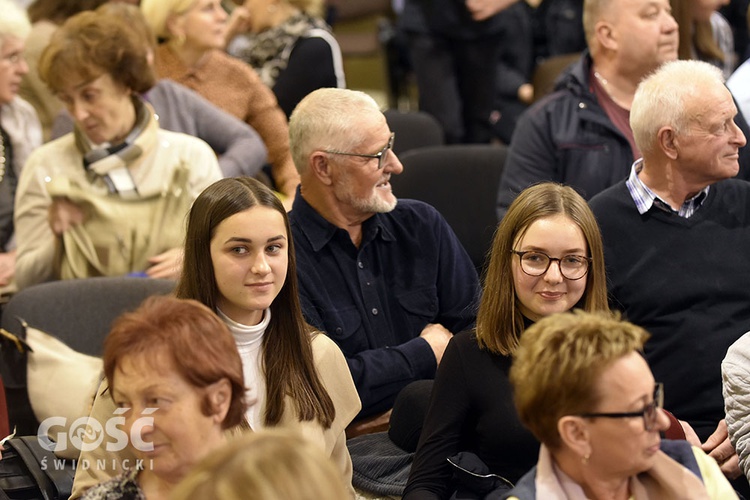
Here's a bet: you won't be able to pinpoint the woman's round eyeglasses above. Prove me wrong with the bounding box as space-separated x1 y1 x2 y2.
512 250 591 280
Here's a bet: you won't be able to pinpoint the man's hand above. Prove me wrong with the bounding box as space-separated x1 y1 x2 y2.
679 419 702 446
146 247 184 280
48 197 85 235
465 0 519 21
420 323 453 364
702 419 742 479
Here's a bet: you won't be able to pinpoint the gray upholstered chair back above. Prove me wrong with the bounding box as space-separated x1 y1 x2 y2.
0 277 175 434
384 109 445 156
392 144 508 274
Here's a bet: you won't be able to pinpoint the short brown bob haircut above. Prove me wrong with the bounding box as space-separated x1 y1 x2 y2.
38 10 155 95
510 310 649 449
103 295 247 430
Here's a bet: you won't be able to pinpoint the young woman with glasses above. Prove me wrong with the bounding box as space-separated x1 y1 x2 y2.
506 310 735 499
403 182 610 499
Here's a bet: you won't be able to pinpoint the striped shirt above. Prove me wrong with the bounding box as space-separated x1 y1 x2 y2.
625 159 709 218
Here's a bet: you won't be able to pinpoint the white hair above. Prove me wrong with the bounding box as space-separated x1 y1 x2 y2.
0 0 31 44
630 60 725 155
288 88 381 174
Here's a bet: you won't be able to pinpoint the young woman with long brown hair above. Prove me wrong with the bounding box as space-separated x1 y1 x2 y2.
71 177 360 499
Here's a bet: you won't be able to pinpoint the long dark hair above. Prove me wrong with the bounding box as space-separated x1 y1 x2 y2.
176 177 335 428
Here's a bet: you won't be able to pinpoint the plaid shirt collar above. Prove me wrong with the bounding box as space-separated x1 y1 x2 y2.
625 159 709 218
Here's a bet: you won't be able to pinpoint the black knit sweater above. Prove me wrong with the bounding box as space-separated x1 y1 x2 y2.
590 178 750 440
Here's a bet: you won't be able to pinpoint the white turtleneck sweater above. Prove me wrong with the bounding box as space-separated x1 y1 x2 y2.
217 307 270 429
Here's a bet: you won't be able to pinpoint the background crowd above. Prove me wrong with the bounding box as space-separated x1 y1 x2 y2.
3 0 750 499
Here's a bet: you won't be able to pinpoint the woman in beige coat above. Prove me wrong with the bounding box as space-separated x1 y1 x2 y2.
14 10 221 289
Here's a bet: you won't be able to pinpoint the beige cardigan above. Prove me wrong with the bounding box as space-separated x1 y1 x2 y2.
70 333 361 499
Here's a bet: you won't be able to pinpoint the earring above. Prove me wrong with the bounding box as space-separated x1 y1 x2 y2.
581 453 590 465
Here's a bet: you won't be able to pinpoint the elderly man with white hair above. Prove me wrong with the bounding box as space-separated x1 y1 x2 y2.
590 60 749 490
287 88 480 424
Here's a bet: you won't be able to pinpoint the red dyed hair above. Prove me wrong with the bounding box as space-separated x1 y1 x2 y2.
103 296 247 429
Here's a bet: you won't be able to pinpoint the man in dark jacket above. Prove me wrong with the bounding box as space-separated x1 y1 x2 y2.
288 88 480 421
496 0 678 219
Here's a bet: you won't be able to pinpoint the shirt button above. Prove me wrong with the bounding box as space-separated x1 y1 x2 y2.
358 261 364 269
371 308 378 315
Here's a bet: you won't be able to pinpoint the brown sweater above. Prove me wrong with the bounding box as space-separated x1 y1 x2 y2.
153 45 299 196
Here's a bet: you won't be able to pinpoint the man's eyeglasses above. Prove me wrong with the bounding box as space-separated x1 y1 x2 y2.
322 133 396 170
578 382 664 431
511 250 591 280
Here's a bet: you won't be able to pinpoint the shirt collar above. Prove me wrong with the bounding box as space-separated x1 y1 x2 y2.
625 159 709 218
290 188 396 252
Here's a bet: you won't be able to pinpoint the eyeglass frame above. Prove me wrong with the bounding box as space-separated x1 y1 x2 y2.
577 382 664 431
322 132 396 170
511 250 592 281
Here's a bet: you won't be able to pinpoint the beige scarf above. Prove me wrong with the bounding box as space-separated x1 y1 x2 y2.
535 444 710 500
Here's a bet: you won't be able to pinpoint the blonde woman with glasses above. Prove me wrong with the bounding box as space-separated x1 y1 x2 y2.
506 310 736 499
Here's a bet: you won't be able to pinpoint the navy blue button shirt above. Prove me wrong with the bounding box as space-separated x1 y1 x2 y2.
290 193 480 417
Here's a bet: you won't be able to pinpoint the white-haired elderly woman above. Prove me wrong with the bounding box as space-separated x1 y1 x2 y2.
0 0 42 293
